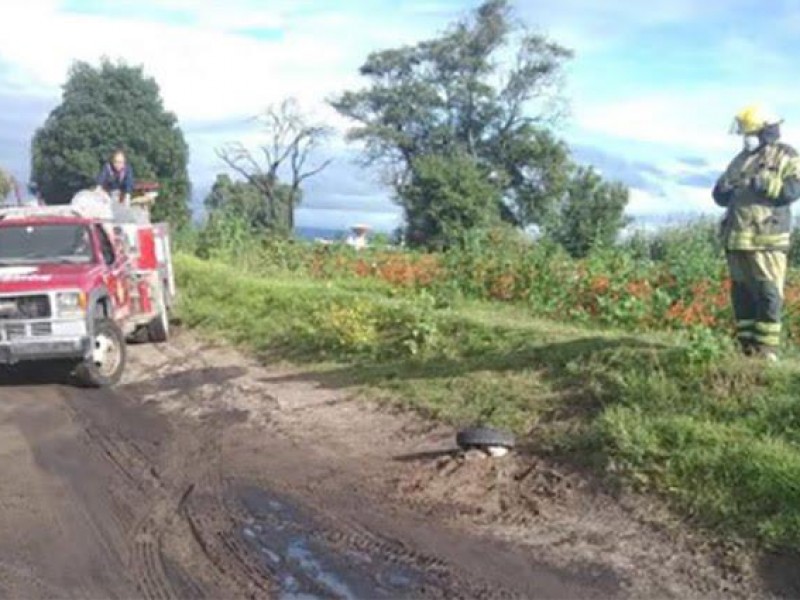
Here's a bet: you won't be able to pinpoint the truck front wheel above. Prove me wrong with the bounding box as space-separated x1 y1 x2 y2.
76 318 127 387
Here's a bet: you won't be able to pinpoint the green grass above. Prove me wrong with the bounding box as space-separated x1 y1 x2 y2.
175 253 800 551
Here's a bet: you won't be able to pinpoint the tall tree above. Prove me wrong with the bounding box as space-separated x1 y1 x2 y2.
546 166 631 258
31 59 190 227
217 98 332 233
330 0 575 245
402 152 501 249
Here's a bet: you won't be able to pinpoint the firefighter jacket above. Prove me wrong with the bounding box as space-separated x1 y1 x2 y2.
713 142 800 251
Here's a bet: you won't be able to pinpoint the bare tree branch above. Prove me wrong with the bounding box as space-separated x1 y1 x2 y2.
214 97 333 231
297 158 333 184
216 145 274 200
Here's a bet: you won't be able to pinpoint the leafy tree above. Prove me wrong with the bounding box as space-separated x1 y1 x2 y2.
331 0 575 244
205 174 265 225
217 98 331 234
401 153 501 249
205 173 298 235
31 58 190 227
546 167 630 258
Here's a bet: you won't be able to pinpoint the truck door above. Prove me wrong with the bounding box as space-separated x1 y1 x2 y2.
94 224 131 318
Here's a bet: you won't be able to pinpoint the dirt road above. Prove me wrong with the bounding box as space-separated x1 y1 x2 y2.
0 331 786 599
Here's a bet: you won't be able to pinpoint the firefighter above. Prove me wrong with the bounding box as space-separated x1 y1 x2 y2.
713 105 800 360
95 149 134 205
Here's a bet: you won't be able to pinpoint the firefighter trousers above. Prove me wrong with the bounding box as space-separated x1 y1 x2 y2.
726 250 787 351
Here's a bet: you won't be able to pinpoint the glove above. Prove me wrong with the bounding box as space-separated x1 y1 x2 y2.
751 172 783 199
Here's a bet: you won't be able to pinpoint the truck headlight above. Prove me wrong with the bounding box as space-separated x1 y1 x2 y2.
57 292 87 317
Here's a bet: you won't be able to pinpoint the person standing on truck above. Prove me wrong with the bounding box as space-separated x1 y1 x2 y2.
95 149 134 206
713 105 800 361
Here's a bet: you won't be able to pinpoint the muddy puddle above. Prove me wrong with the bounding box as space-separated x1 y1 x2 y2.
237 487 439 599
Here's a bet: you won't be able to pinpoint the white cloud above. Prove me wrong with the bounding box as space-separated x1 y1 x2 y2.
521 0 751 54
0 1 452 126
576 91 742 154
0 12 343 123
627 182 720 218
627 188 665 216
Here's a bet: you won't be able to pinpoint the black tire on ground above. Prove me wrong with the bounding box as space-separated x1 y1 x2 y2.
75 319 127 388
456 427 516 450
147 290 170 343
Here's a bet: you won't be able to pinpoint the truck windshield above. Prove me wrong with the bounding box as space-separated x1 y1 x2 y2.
0 224 94 265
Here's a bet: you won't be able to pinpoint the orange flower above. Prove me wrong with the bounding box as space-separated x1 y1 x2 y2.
590 276 610 294
489 273 516 301
625 279 652 299
666 301 686 321
712 290 729 309
352 259 371 277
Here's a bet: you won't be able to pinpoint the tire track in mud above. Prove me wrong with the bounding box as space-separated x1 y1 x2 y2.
181 488 274 598
70 411 179 599
120 342 226 600
57 401 178 600
119 340 283 599
55 340 238 600
152 340 463 599
148 340 278 598
119 341 482 599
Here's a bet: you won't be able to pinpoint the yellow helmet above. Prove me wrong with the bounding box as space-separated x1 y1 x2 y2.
730 104 783 135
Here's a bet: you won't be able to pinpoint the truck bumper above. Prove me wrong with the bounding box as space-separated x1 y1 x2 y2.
0 337 91 364
0 320 90 365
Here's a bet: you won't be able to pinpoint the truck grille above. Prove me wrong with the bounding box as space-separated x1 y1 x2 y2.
0 295 51 320
1 322 52 340
31 323 53 336
4 323 25 339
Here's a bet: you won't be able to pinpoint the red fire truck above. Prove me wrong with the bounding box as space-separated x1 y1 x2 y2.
0 184 175 387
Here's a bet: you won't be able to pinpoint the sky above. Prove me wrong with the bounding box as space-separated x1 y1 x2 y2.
1 0 799 232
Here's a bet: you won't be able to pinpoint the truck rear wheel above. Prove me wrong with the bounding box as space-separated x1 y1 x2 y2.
147 289 170 343
76 318 127 387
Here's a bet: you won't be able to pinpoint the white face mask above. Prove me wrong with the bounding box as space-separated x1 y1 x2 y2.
744 134 761 152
